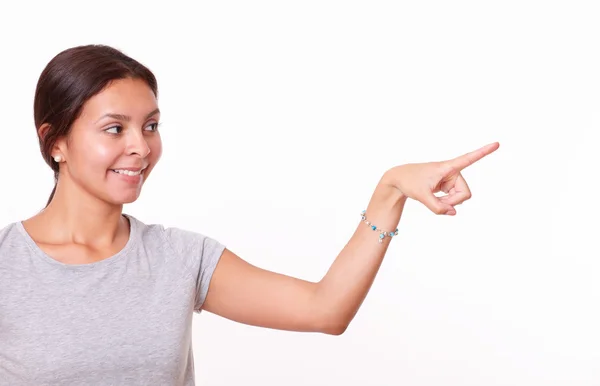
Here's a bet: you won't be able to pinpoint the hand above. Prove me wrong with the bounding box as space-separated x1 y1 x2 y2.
382 142 500 216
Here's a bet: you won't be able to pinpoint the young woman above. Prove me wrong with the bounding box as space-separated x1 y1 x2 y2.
0 44 499 385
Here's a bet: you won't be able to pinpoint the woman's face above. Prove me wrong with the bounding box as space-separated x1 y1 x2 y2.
56 77 163 205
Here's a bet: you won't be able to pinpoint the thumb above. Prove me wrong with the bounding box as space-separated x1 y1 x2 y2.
420 190 456 215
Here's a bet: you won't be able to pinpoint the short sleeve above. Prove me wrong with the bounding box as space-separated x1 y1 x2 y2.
163 227 226 312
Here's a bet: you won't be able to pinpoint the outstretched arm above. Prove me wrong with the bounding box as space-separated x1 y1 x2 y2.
202 182 405 335
202 142 499 335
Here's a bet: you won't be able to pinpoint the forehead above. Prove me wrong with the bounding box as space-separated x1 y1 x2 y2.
80 78 158 120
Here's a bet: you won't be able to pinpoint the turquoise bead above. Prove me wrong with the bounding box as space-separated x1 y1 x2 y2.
371 225 376 230
379 233 385 239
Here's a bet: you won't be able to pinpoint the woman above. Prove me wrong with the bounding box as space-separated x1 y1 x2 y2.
0 44 499 385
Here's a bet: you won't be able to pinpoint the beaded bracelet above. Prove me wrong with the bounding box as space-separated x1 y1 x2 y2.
361 210 399 244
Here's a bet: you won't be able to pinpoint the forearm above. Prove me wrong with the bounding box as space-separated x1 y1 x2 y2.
315 176 407 334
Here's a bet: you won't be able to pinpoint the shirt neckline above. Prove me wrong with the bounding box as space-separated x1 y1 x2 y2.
15 213 138 271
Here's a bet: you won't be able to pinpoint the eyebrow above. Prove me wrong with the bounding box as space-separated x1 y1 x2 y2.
95 108 160 123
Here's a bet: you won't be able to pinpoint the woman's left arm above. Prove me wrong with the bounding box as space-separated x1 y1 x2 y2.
202 142 499 335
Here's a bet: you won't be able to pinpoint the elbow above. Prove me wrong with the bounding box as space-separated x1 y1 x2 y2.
312 285 351 335
318 317 350 336
324 324 348 336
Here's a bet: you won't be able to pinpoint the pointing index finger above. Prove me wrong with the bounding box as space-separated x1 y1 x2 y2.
448 142 500 171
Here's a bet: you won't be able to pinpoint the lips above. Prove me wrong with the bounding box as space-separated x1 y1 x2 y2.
111 169 144 176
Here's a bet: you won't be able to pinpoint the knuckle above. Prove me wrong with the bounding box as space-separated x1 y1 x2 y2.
440 162 457 175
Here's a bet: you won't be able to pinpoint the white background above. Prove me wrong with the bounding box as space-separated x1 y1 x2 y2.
1 1 599 385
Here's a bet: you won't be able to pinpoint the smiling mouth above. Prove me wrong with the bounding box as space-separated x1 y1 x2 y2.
110 168 145 176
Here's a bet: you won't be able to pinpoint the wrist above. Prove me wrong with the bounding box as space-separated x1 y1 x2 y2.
380 169 407 201
363 182 407 233
375 174 407 207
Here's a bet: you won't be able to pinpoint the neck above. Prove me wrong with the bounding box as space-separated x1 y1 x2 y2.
35 178 126 246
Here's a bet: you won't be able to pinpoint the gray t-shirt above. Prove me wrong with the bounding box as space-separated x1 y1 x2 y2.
0 214 225 385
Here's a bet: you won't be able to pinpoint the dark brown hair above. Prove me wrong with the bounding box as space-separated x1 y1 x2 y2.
34 44 158 207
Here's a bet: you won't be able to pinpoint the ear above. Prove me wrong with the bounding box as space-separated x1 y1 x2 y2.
52 137 68 160
38 123 68 161
37 123 51 141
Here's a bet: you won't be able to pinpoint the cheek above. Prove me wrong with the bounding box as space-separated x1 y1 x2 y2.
141 138 162 179
149 137 163 162
78 139 121 171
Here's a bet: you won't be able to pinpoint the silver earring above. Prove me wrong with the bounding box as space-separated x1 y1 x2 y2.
54 155 62 163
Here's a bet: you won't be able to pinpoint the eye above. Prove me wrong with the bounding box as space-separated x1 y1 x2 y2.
105 125 122 134
145 122 160 132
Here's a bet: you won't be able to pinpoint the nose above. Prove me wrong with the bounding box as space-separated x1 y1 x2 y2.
126 129 151 158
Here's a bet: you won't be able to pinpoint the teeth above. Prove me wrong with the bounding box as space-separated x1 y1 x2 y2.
113 169 142 176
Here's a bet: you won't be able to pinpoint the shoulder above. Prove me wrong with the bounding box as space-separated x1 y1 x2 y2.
126 214 225 267
0 221 30 263
0 221 23 247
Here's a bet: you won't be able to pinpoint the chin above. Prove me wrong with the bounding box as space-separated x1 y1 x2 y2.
107 192 142 205
120 196 140 204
